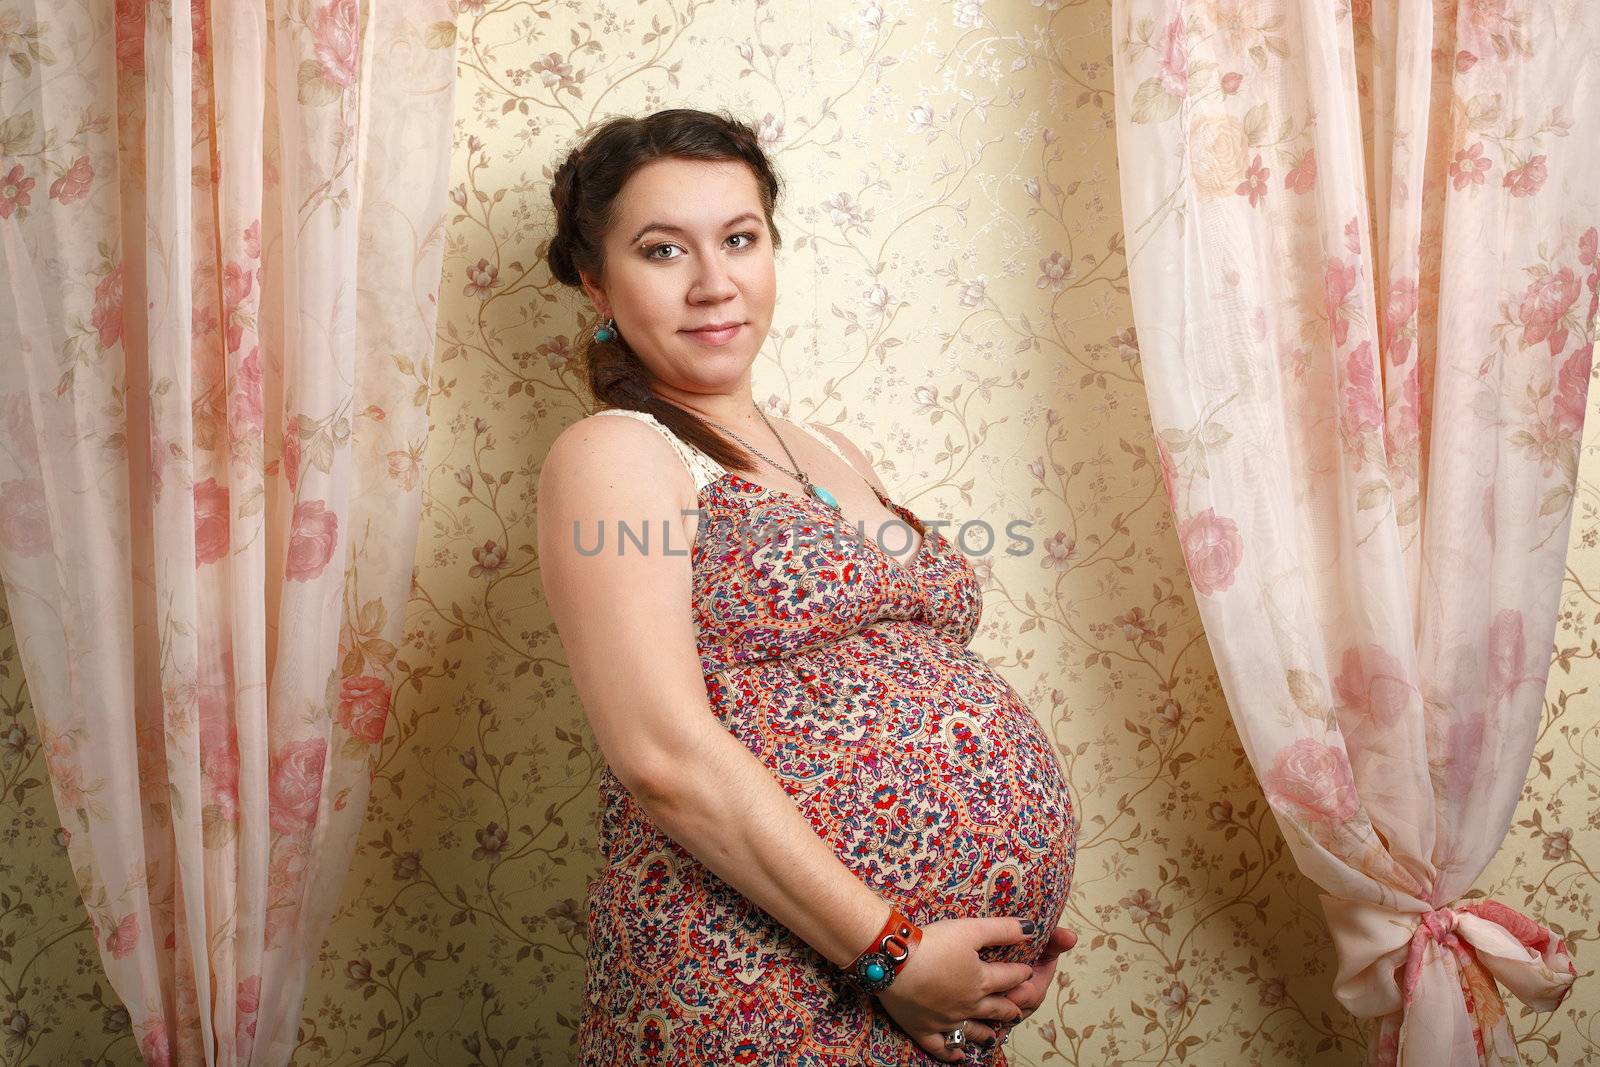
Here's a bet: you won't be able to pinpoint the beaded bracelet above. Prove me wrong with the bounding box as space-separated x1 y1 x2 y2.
847 906 923 994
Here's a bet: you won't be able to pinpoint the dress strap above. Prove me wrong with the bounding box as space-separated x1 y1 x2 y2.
791 420 889 502
790 420 856 466
589 408 727 493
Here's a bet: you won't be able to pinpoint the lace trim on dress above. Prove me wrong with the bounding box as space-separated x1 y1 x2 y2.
591 408 872 498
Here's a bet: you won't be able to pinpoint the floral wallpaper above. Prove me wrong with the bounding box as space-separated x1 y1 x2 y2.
1 1 1593 1065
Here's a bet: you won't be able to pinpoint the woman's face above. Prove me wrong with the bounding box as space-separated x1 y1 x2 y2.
580 157 776 395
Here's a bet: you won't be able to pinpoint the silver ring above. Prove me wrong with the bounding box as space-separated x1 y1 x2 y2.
943 1023 968 1048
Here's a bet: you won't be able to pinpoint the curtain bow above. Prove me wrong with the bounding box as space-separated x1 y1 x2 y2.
1320 893 1576 1056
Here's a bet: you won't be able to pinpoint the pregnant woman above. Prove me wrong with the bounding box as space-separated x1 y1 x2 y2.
536 108 1080 1065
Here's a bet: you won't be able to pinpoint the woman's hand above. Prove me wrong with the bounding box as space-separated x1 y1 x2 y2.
874 917 1036 1063
978 925 1078 1040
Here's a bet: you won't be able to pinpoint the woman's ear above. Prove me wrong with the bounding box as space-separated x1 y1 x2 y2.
578 270 608 319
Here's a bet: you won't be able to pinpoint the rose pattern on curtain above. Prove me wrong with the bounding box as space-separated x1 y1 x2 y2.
1111 1 1592 1064
0 0 456 1062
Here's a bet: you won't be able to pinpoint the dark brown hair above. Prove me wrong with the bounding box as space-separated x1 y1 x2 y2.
546 108 784 471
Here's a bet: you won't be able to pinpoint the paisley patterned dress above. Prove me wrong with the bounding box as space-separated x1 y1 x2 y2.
579 408 1078 1066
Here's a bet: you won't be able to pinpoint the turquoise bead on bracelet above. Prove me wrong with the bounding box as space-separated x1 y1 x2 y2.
847 907 921 994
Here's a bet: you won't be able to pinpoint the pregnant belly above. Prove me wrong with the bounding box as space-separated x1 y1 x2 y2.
708 625 1079 948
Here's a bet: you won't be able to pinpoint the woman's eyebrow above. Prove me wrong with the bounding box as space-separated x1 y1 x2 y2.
630 212 763 244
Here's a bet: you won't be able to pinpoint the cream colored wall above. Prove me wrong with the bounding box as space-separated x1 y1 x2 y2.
1 1 1594 1064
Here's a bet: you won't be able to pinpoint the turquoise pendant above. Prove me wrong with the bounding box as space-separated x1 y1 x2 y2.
808 483 842 510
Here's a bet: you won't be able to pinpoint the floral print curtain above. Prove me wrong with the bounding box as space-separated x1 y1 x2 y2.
0 0 455 1063
1110 1 1592 1064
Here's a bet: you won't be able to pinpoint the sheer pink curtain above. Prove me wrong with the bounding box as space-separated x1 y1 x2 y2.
1111 2 1591 1064
0 0 454 1063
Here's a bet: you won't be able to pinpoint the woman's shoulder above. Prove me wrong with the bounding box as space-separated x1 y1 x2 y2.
540 409 697 511
549 408 670 460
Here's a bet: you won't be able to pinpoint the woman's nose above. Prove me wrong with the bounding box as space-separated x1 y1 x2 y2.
692 255 738 299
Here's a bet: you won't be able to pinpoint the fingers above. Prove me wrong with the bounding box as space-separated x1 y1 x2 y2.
916 1032 970 1064
981 916 1034 945
986 961 1036 992
1048 925 1078 952
973 993 1026 1023
962 1019 1001 1048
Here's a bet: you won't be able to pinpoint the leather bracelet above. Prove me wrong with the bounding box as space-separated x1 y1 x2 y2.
846 906 923 994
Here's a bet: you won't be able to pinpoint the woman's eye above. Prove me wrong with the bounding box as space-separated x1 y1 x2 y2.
646 233 758 260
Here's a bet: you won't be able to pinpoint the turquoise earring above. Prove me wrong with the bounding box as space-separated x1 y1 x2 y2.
594 317 616 342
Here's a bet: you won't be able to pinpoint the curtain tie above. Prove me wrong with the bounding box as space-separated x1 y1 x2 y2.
1319 893 1577 1023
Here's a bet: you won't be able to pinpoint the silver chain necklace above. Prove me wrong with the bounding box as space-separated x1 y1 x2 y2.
706 407 843 512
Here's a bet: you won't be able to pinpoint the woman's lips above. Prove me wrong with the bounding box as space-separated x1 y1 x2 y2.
682 323 743 346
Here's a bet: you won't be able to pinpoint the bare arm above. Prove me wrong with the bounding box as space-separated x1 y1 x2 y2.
535 415 891 968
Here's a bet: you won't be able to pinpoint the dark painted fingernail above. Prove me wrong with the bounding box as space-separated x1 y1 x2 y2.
1019 920 1037 936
